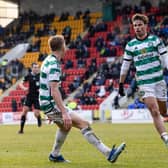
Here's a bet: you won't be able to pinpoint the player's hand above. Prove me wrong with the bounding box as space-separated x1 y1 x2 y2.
119 83 125 96
62 112 72 130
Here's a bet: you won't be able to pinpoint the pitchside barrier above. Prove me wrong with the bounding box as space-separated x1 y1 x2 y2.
0 110 93 125
111 109 153 123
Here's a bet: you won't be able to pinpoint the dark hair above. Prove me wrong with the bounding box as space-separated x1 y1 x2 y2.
131 13 149 24
48 35 65 52
31 62 38 67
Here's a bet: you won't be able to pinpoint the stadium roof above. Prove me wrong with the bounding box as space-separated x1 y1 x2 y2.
3 0 19 4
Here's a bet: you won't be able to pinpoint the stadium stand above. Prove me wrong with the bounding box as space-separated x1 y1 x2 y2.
0 0 168 113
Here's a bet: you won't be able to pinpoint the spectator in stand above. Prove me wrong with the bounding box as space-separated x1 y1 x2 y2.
89 96 97 105
107 30 115 42
0 65 5 78
122 4 132 15
83 9 91 29
96 85 106 97
78 93 85 105
106 79 114 93
163 68 168 83
82 37 91 48
159 0 168 15
110 46 117 57
140 0 151 13
127 77 137 98
108 63 120 79
59 12 69 21
11 98 17 112
74 10 82 20
65 59 73 69
38 52 47 62
128 97 147 109
0 40 5 48
0 25 4 36
48 28 57 36
113 95 119 109
134 5 142 13
76 41 89 58
9 59 24 80
67 99 78 110
68 41 76 49
88 24 96 37
77 57 86 68
0 78 6 91
95 21 107 32
69 76 82 92
62 25 71 44
148 15 157 28
93 72 106 86
100 46 111 57
94 36 105 52
83 80 91 92
59 87 67 100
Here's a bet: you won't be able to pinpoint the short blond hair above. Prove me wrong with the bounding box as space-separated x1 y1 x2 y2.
131 13 149 24
48 35 65 52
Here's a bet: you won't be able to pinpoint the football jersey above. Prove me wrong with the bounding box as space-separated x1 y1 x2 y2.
39 54 62 112
23 72 40 97
124 34 167 86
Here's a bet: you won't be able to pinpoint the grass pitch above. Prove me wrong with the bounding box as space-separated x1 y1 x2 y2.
0 123 168 168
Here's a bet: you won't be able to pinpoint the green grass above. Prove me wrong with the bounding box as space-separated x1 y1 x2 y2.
0 123 168 168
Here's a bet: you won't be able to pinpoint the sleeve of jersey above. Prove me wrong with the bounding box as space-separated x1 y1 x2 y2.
156 37 168 69
49 67 61 82
120 44 133 75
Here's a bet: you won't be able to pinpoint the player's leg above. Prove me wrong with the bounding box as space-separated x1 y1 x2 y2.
18 95 32 134
33 97 42 127
144 97 168 146
70 112 126 163
49 126 70 162
34 109 42 127
155 80 168 146
47 108 125 163
158 100 168 120
47 109 71 162
18 105 29 134
156 80 168 120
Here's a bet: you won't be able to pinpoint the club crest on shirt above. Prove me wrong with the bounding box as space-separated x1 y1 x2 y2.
140 48 147 54
138 90 145 97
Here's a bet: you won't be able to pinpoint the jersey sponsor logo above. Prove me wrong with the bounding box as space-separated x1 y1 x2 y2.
137 53 154 60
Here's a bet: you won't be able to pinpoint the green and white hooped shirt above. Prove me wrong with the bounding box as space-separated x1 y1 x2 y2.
124 34 167 86
39 54 62 113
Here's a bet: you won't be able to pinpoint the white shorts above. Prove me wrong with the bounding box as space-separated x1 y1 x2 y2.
138 80 167 101
46 107 72 125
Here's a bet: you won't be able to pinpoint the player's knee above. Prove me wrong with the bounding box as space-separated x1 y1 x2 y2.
59 125 71 132
150 108 160 118
75 120 90 130
23 106 29 113
81 120 90 129
34 111 40 117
